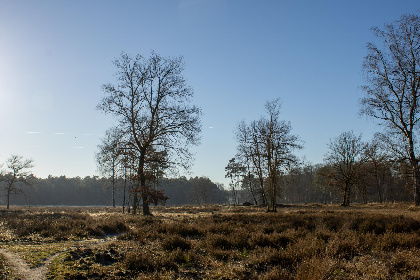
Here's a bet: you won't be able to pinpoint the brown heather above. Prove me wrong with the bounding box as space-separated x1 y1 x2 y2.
1 204 420 279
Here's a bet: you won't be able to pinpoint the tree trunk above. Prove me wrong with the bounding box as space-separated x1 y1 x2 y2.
132 183 139 215
7 188 10 210
250 186 258 205
112 187 115 208
408 139 420 206
259 176 267 205
375 169 383 203
112 160 116 208
272 177 277 212
342 182 349 206
123 167 127 214
346 183 351 206
266 174 277 213
132 158 140 215
249 177 258 205
138 151 151 215
413 166 420 206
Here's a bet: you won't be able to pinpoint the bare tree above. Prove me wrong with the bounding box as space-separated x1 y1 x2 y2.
1 155 34 209
225 158 244 205
360 14 420 205
98 52 202 215
96 127 125 207
236 119 273 205
363 134 391 203
236 121 262 205
233 99 301 211
259 100 301 212
325 131 367 206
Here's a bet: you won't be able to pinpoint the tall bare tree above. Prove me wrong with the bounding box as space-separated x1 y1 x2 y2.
259 100 301 212
361 14 420 205
233 99 301 211
1 155 34 209
325 131 367 206
363 134 390 203
98 52 202 215
225 158 244 205
236 121 263 204
96 127 125 207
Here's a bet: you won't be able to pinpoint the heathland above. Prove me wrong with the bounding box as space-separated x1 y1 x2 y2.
1 204 420 279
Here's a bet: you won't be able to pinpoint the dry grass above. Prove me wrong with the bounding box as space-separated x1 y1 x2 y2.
0 253 15 279
1 204 420 279
0 208 129 242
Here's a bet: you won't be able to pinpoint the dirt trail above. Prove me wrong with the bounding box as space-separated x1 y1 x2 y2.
0 235 118 280
0 248 61 280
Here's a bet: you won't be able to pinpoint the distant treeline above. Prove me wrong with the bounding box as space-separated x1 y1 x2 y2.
1 165 414 208
1 176 228 207
236 162 414 206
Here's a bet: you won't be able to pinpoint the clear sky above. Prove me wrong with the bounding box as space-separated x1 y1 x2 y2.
0 0 418 186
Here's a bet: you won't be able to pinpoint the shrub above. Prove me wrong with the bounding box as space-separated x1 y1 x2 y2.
294 257 334 280
124 248 177 273
169 249 189 265
208 248 237 261
162 235 191 251
319 215 343 232
291 234 326 260
206 234 233 250
97 220 129 235
290 215 316 231
259 267 293 280
376 232 420 251
124 250 157 273
387 217 420 233
249 233 291 249
389 250 420 275
207 223 235 235
158 222 203 238
327 231 362 260
358 218 386 234
246 247 296 272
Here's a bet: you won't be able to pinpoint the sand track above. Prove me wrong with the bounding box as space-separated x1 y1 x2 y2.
0 236 118 280
0 248 61 280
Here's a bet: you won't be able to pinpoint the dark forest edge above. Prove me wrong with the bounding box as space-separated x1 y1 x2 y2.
0 169 414 208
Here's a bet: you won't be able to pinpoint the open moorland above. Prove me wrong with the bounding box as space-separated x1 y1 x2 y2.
1 204 420 280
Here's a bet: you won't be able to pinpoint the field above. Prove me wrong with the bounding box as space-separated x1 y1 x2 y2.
1 204 420 280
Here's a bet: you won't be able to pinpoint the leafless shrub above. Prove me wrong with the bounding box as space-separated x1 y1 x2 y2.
162 235 191 251
157 222 203 238
124 248 177 273
246 247 296 273
259 266 293 280
326 231 365 260
294 257 336 280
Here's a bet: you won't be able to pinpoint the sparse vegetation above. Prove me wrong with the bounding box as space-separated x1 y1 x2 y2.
1 204 420 279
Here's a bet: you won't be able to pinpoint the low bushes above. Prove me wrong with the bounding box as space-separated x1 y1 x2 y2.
2 206 420 279
2 210 130 240
117 209 420 279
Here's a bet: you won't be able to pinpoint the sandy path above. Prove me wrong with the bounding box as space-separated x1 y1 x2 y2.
0 235 118 280
0 248 61 280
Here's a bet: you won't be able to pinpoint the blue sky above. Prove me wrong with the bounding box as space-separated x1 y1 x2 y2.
0 0 418 186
